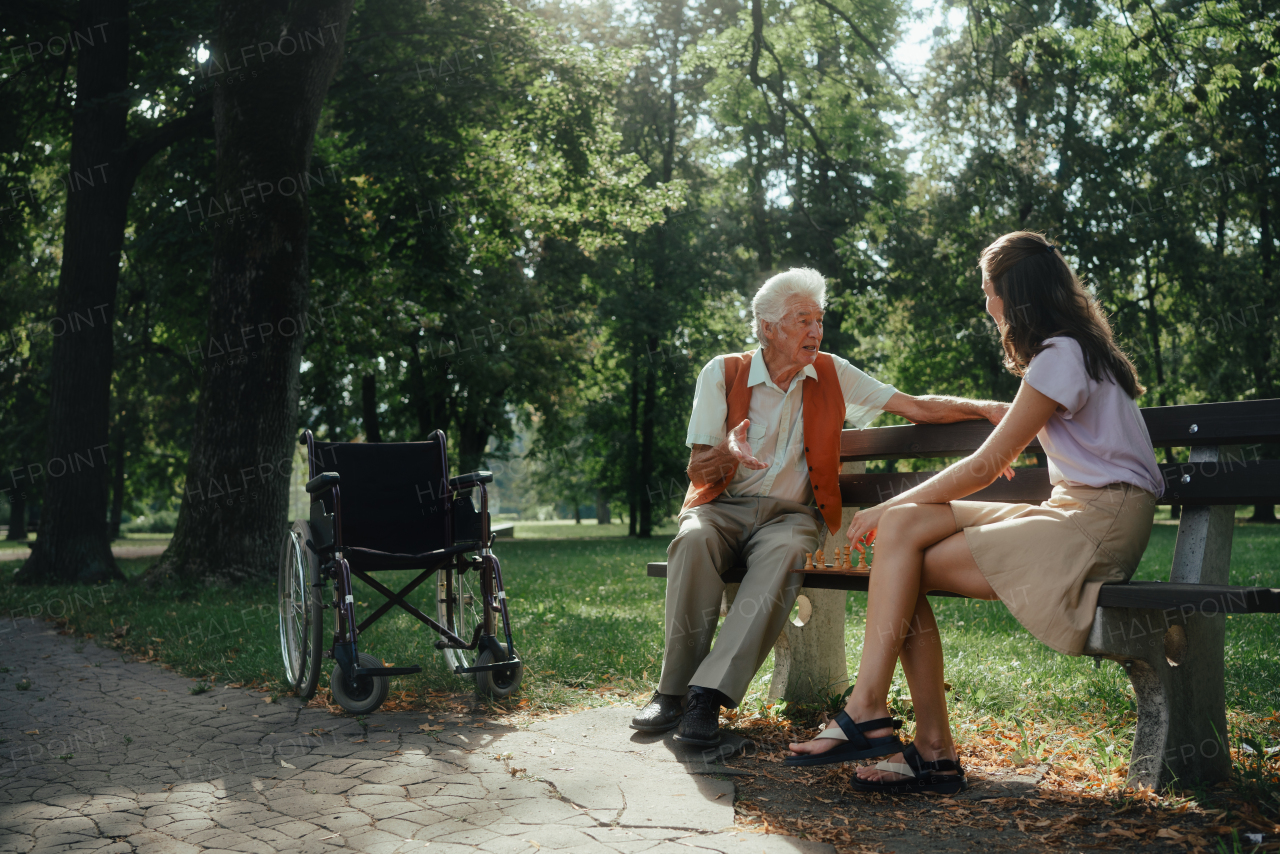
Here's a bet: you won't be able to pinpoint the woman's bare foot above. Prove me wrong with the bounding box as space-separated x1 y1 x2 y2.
787 704 896 757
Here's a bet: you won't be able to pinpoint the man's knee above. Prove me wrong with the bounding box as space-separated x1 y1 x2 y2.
669 526 727 570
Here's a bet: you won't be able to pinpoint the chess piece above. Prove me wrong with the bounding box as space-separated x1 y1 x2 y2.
856 543 869 570
815 548 824 569
804 552 815 571
845 544 854 571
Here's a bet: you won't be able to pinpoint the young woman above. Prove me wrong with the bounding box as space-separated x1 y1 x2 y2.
784 231 1163 794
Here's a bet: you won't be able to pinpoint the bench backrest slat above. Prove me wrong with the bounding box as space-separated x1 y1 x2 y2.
838 460 1280 506
840 398 1280 462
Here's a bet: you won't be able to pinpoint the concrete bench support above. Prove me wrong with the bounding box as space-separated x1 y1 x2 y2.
1084 445 1236 790
766 462 862 704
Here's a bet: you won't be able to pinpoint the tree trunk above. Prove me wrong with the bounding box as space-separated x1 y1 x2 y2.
361 373 382 442
747 125 772 272
456 422 490 478
405 335 450 440
639 335 658 537
596 488 611 525
637 42 681 540
1249 504 1277 523
628 348 639 536
16 0 133 585
146 0 354 586
6 490 28 541
1142 250 1180 519
109 419 126 540
15 1 212 585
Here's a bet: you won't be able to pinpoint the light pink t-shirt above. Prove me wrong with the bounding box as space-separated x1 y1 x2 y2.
1023 336 1163 496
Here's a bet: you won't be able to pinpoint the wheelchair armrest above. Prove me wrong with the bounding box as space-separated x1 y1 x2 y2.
449 471 494 490
306 471 341 494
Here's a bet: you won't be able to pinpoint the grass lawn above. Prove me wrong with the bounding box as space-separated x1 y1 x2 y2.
0 532 174 553
2 519 1277 813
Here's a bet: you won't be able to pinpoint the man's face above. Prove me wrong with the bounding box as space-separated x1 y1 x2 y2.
762 297 824 368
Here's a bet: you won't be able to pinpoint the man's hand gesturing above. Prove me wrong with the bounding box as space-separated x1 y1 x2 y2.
686 419 768 486
727 419 768 471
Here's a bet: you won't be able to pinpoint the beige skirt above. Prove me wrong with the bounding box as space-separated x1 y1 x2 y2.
951 482 1157 656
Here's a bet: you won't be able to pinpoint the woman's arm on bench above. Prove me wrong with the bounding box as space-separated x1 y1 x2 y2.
847 381 1060 546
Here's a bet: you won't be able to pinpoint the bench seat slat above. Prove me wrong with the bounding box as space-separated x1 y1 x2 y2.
840 398 1280 462
1094 582 1280 614
644 562 1280 614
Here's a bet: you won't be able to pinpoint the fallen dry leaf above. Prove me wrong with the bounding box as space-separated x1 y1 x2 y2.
419 724 444 732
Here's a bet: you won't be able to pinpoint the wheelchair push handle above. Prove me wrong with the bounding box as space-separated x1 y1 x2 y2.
306 471 341 493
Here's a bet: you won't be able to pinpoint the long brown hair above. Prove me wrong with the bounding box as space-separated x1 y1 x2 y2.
979 231 1145 399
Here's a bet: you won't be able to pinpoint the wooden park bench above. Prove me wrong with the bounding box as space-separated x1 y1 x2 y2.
647 398 1280 790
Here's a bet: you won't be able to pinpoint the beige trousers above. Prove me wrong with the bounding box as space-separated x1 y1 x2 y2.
657 496 825 705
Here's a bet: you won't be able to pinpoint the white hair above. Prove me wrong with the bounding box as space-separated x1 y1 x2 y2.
751 267 827 347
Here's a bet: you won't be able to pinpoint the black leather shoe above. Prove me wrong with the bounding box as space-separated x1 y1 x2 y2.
673 686 723 747
630 692 685 732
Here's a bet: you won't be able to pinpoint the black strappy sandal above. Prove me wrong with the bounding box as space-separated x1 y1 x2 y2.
848 743 968 795
783 710 904 767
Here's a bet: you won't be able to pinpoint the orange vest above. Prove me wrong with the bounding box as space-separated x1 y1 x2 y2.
682 351 845 534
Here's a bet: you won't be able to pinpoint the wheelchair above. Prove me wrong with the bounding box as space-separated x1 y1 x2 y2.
277 428 522 714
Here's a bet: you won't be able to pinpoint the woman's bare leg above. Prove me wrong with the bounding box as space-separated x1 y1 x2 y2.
853 529 997 779
788 504 997 766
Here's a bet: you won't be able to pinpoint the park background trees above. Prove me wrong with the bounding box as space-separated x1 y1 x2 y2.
2 0 1277 584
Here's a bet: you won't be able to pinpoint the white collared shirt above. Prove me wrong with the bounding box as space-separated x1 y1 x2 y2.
685 350 897 504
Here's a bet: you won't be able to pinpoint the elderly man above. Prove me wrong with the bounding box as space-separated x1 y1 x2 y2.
631 267 1008 747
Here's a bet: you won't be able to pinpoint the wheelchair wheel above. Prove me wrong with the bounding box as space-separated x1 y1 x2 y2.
475 643 522 700
436 562 488 678
330 652 390 714
278 520 323 699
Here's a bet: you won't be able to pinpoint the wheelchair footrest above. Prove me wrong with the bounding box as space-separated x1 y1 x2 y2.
455 658 521 675
354 665 423 677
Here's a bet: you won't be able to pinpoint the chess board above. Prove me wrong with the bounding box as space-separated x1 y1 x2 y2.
789 564 872 579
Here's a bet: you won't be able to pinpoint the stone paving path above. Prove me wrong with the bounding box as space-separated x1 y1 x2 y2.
0 618 830 854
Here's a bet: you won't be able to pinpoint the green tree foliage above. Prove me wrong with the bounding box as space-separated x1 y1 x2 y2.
4 0 1278 578
297 0 677 483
